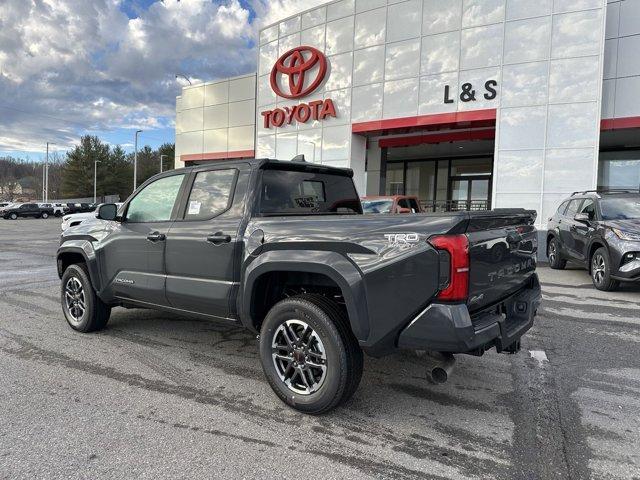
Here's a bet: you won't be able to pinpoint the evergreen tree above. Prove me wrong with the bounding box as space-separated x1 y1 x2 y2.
61 136 110 198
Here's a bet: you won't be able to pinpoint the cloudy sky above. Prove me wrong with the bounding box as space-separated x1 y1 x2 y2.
0 0 326 161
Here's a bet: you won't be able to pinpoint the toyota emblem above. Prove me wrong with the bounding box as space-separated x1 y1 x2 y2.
270 46 328 100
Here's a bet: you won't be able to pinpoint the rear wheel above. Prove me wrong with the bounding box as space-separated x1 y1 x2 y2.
61 264 111 332
548 238 566 269
41 212 49 219
591 247 619 291
9 213 17 220
259 294 363 414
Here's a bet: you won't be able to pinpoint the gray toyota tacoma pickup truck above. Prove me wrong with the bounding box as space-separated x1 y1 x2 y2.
57 158 541 413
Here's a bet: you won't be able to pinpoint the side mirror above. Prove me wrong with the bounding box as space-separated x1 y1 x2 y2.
574 213 590 223
97 203 118 221
397 207 411 214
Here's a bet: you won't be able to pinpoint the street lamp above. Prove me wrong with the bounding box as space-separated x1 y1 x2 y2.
94 159 100 203
160 154 167 173
44 142 55 202
133 129 142 190
175 73 192 85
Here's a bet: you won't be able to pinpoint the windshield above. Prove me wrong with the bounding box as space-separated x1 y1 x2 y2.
260 169 362 215
362 199 394 214
600 197 640 220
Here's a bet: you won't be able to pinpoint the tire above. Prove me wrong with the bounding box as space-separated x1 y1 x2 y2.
259 294 363 414
41 212 49 219
591 247 619 292
61 264 111 332
9 213 17 220
547 237 566 270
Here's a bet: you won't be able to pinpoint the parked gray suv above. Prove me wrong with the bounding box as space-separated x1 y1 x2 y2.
547 190 640 291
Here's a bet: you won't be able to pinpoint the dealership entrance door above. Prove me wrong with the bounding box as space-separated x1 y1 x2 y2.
380 139 494 212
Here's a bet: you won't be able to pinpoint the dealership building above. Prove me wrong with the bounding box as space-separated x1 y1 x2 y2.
175 0 639 230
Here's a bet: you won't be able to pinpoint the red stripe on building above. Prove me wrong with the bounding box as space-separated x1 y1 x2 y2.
181 150 255 162
378 128 495 148
352 109 497 134
600 116 640 131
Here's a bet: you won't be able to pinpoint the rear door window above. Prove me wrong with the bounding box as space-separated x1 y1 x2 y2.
184 169 237 220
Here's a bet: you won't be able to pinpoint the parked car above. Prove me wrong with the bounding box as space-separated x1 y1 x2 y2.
57 158 541 414
61 203 123 231
39 203 65 217
361 195 422 214
547 190 640 291
3 203 54 219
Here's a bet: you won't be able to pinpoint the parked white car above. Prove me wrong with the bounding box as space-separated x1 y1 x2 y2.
61 203 122 231
38 203 65 217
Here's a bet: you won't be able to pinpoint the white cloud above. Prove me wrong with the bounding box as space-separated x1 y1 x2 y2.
0 0 330 153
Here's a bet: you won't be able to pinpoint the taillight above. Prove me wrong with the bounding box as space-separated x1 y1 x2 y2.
429 234 469 302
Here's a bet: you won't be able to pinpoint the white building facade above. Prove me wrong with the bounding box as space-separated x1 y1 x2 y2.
176 0 640 230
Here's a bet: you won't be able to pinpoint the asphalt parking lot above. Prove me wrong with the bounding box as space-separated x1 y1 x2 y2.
1 219 639 480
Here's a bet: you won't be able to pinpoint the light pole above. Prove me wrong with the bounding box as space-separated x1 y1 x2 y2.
175 73 192 85
160 154 167 173
94 159 100 203
45 142 55 203
133 130 142 191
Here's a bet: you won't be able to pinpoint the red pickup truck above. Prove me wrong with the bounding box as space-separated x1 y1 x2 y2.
361 195 422 214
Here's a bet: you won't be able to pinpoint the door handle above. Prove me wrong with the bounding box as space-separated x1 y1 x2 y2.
146 232 166 242
207 232 232 245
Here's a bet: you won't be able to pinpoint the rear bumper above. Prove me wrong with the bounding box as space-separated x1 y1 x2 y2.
397 274 541 354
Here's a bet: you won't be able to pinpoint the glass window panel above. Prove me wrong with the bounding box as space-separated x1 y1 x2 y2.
457 67 500 111
451 157 492 176
301 25 325 52
259 40 278 76
498 106 546 150
354 7 386 49
406 161 436 208
297 128 322 164
383 78 419 118
327 0 355 21
552 10 603 59
278 33 300 57
423 0 462 35
260 25 278 45
126 175 185 223
460 24 503 70
549 56 599 104
495 150 543 194
436 160 450 205
419 72 458 114
501 62 548 108
385 163 405 195
506 0 552 20
357 0 386 13
302 7 326 29
353 45 385 86
544 149 594 193
185 170 236 220
421 31 460 76
324 52 353 91
504 16 550 64
598 151 640 190
326 17 354 56
385 39 421 81
322 125 351 162
276 133 298 160
547 104 599 149
462 0 505 28
279 16 300 37
387 0 422 42
351 83 383 122
470 179 489 201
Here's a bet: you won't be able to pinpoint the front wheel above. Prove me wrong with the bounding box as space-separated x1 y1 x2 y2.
9 213 17 220
41 212 49 219
548 238 566 269
61 264 111 332
591 247 619 291
259 294 363 414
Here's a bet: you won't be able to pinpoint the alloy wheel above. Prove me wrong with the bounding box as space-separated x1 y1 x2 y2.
592 254 606 285
271 319 327 395
64 277 86 326
548 241 557 264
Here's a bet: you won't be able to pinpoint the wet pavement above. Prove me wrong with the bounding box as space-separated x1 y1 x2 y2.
0 219 639 479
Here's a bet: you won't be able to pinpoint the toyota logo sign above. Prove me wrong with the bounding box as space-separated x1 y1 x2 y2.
270 46 327 99
262 45 337 129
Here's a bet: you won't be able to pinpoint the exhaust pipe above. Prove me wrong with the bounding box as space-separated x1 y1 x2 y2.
424 352 456 384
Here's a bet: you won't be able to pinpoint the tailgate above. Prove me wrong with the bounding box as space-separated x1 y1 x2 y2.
464 210 537 313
